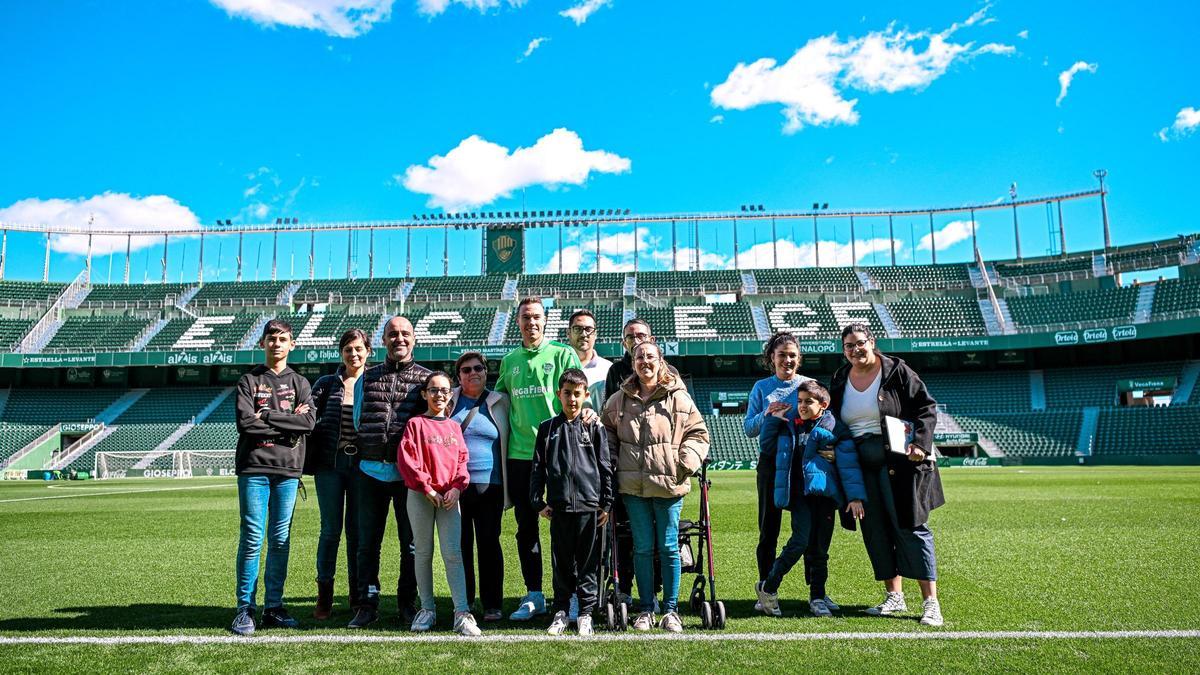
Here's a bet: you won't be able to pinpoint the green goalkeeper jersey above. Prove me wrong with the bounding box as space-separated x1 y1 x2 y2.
495 338 582 461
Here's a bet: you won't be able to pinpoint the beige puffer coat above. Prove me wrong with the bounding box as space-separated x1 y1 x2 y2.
601 373 710 498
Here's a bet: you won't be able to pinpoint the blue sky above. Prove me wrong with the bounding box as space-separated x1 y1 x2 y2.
0 0 1196 283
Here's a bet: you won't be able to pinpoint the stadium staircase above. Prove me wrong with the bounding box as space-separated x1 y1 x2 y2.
1076 407 1100 456
501 278 519 301
131 318 169 351
749 305 770 340
872 303 902 338
96 389 150 424
1030 371 1047 410
855 271 877 291
16 271 90 353
277 281 301 305
396 281 414 302
175 284 202 308
49 425 113 470
622 276 636 296
741 272 758 295
372 312 389 345
488 309 511 345
240 315 272 349
132 388 234 469
1174 361 1200 406
1133 284 1156 324
1091 253 1110 277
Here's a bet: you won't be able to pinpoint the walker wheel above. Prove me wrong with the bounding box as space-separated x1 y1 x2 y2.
699 601 713 629
714 600 727 630
617 602 628 631
689 578 706 612
605 602 616 630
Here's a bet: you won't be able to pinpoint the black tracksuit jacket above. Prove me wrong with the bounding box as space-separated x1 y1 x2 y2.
530 414 613 514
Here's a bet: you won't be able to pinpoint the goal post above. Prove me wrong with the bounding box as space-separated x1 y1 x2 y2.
94 450 237 479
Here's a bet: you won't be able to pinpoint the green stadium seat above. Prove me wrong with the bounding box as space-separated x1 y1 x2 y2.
762 300 884 339
1 389 126 424
293 278 405 304
953 411 1081 457
82 283 192 307
1042 362 1185 409
1007 287 1138 327
407 276 506 300
277 311 386 348
636 271 742 294
887 297 986 336
632 304 755 341
865 264 971 289
145 314 263 351
921 371 1030 414
519 273 626 297
0 318 35 350
0 423 53 461
0 281 66 307
751 268 862 293
1094 405 1200 455
44 316 153 352
1150 278 1200 316
403 305 497 345
703 414 759 464
190 281 288 308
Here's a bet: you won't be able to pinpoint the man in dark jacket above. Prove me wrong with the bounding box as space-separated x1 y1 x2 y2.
230 319 316 636
530 368 612 636
347 316 431 629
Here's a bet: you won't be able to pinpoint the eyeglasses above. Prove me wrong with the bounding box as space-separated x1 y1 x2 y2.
843 339 871 351
426 387 452 396
570 326 596 336
623 333 652 343
458 364 486 374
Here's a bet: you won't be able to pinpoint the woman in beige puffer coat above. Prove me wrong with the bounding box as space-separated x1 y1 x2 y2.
601 340 709 633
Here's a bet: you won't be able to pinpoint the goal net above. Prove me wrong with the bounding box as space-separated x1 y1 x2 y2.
94 450 237 479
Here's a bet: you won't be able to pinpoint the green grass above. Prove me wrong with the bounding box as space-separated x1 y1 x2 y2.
1 467 1199 672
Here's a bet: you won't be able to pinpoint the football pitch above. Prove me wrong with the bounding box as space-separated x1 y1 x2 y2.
1 466 1198 673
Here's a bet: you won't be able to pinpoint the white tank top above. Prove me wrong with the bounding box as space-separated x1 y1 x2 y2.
841 369 882 437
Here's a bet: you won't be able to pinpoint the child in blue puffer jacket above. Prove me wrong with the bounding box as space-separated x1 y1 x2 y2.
755 380 865 618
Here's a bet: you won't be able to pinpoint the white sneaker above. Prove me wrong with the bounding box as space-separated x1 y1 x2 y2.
808 598 833 618
755 581 781 617
454 611 481 636
632 611 655 631
866 591 907 616
821 595 840 612
919 598 944 627
410 608 436 632
658 611 683 633
568 594 580 623
576 614 594 636
547 610 569 635
509 591 547 621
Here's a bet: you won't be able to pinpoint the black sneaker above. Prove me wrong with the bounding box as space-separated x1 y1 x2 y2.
398 603 417 626
261 606 299 629
347 606 379 629
230 605 257 636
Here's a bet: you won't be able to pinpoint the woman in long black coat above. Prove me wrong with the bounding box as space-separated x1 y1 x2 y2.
828 323 945 627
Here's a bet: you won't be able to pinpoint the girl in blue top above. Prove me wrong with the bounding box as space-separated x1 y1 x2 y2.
745 332 819 602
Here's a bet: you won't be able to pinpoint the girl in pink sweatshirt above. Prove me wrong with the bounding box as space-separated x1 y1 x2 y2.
398 371 478 636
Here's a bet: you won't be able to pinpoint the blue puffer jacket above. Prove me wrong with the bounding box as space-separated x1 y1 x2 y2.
762 410 865 510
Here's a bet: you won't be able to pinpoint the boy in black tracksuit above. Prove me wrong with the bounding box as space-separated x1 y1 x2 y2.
531 368 613 636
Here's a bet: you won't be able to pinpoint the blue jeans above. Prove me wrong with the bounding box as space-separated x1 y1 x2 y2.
314 464 359 593
236 474 299 609
623 494 683 613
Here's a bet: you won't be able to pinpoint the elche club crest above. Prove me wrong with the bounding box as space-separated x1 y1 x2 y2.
542 363 554 374
492 234 516 262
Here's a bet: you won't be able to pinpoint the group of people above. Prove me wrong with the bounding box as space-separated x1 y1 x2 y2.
229 299 947 638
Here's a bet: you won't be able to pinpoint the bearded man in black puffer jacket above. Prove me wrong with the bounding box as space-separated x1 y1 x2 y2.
347 316 432 629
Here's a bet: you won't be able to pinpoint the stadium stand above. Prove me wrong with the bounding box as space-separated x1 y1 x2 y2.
1150 277 1200 316
81 283 191 307
190 281 288 307
0 281 66 306
704 414 758 463
405 305 497 345
1 389 126 424
519 273 626 297
1094 405 1200 456
145 314 262 350
43 316 153 352
762 300 884 339
1042 362 1185 409
1007 286 1139 327
632 304 756 340
689 377 759 412
112 388 225 424
170 422 238 452
69 423 181 471
887 297 987 337
751 268 862 292
293 278 404 304
954 411 1082 457
0 318 35 350
408 275 506 300
994 257 1091 278
281 311 387 348
503 303 625 343
865 264 971 289
0 423 52 461
921 370 1031 414
637 270 742 294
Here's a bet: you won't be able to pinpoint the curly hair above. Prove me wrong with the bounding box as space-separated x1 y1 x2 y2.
758 331 801 372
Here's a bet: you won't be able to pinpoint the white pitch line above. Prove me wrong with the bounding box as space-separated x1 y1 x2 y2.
0 483 235 504
0 630 1196 646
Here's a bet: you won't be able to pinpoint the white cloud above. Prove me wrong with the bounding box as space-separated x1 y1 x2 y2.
651 246 730 271
520 36 548 60
401 128 631 210
711 8 1013 133
542 226 654 273
209 0 394 37
825 155 835 164
1157 106 1200 142
1017 29 1029 39
560 0 611 25
709 114 725 124
243 184 261 198
417 0 524 17
918 219 974 251
1056 60 1097 106
739 237 900 268
0 193 201 256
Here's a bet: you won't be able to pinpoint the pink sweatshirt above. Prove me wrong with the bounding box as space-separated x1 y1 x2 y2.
398 415 470 494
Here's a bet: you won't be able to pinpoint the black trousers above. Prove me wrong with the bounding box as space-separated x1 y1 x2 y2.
506 458 543 592
354 471 417 611
550 510 601 614
764 496 836 598
758 453 825 588
460 483 505 611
